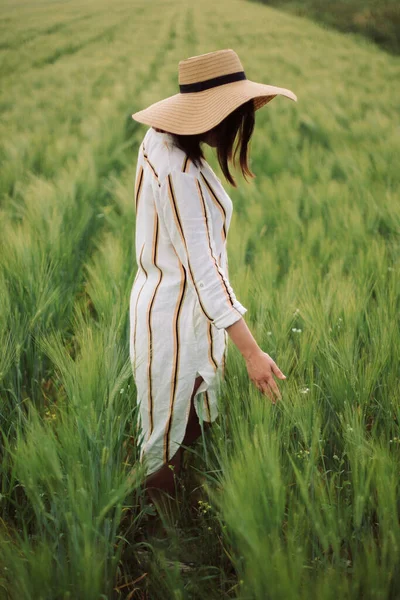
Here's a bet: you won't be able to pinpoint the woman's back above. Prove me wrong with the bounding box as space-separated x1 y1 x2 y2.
129 126 247 477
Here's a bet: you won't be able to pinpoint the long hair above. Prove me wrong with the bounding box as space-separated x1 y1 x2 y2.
170 99 256 187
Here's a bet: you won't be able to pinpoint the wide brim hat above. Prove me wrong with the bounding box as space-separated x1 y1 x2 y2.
131 48 297 135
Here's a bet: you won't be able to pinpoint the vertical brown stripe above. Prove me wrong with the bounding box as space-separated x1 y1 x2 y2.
146 210 163 437
204 391 211 422
195 178 234 307
200 172 227 242
163 261 187 463
143 152 160 185
207 322 218 371
135 166 144 213
133 244 147 374
166 173 214 322
182 155 190 173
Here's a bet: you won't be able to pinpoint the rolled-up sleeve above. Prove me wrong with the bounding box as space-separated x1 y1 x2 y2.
157 169 247 330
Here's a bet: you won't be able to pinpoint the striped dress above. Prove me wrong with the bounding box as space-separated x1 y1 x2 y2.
129 126 247 477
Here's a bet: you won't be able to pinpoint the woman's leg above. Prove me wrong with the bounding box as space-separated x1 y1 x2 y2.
144 375 209 502
181 380 212 448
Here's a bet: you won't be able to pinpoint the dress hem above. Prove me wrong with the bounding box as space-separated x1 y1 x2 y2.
140 368 221 477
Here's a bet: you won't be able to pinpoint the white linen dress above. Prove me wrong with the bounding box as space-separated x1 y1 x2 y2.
129 126 247 476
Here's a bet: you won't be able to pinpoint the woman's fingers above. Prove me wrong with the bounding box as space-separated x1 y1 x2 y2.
270 361 287 380
259 380 276 403
248 351 287 402
266 376 282 400
256 377 281 402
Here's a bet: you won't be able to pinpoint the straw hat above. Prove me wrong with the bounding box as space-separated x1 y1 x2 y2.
131 48 297 135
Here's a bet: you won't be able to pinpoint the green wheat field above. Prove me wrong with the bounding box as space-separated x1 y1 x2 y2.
1 0 399 598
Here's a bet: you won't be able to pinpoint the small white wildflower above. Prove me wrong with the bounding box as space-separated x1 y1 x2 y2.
267 331 272 336
300 387 310 394
120 388 124 394
293 308 300 316
292 328 302 333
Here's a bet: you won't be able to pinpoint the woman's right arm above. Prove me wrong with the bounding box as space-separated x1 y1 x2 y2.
226 317 287 403
157 169 286 402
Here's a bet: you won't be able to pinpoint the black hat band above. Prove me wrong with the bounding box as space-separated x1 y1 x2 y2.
179 71 246 94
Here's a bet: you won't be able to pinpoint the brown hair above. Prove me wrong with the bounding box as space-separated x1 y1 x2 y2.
170 99 256 187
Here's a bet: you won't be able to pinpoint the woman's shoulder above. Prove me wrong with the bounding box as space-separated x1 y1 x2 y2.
141 126 204 185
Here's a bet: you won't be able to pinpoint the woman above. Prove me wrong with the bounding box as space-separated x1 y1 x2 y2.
130 48 297 503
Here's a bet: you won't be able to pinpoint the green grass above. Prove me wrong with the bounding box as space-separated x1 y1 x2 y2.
0 0 399 597
250 0 400 55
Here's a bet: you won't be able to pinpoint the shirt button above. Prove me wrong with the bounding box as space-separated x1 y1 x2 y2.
199 281 204 289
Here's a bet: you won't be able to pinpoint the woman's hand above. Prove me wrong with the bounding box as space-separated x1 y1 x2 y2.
225 317 287 403
244 348 286 403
